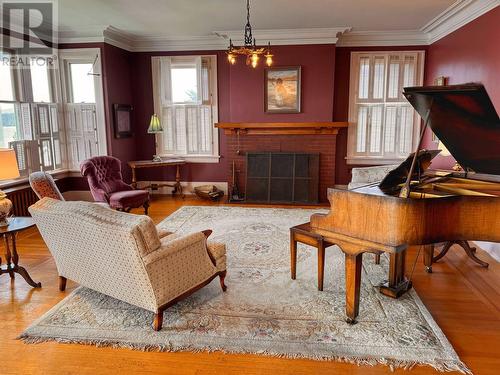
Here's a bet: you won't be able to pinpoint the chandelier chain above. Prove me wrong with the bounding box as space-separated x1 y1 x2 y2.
244 0 253 46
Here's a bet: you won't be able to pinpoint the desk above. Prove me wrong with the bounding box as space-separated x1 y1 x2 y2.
0 217 41 288
128 159 187 197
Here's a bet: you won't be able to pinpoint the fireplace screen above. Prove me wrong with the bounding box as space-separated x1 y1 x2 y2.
246 152 319 204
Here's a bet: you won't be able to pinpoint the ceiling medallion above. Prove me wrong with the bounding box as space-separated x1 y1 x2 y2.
226 0 273 68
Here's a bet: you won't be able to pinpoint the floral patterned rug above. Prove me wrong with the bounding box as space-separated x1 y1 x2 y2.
20 206 470 373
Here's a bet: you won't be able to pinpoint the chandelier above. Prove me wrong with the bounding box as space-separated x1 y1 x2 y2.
226 0 273 68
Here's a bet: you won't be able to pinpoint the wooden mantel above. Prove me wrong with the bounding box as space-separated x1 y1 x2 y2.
215 122 348 135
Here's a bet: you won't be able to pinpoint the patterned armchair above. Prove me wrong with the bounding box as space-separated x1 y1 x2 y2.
29 171 65 200
29 198 227 331
80 156 150 214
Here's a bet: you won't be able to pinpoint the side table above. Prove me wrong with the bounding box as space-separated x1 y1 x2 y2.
0 217 41 288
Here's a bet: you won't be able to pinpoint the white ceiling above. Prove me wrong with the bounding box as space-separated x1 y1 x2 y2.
58 0 456 37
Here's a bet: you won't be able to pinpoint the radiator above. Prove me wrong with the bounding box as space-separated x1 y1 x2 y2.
5 185 38 217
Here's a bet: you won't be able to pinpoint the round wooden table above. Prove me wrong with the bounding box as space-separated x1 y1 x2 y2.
0 217 41 288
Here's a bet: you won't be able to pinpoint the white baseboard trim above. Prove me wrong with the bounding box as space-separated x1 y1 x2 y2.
135 181 228 196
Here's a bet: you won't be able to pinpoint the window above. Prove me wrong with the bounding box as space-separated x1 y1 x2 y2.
347 51 425 164
152 55 219 162
0 103 18 148
60 49 106 170
69 63 96 103
30 63 51 102
0 53 15 101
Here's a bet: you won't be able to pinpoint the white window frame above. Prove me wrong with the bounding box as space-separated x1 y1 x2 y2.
152 55 219 163
347 51 425 165
58 48 107 169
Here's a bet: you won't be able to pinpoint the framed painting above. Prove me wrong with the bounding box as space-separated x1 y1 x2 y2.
265 66 301 113
113 104 133 138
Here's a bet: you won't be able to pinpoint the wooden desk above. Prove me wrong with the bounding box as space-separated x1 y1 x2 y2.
1 217 40 288
128 159 187 197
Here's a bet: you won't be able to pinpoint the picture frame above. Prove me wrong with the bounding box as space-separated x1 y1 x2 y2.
265 66 301 113
113 104 133 138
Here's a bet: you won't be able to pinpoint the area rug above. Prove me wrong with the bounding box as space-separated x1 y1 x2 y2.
20 206 470 373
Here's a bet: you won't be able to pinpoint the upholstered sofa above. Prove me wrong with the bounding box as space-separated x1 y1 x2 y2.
29 198 227 331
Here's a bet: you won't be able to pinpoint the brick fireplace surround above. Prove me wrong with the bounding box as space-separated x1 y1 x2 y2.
216 122 348 203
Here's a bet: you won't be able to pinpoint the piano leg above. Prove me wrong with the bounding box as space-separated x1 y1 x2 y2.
345 253 363 324
423 244 434 273
379 250 412 298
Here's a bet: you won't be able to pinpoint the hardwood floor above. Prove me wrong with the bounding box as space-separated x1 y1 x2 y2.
1 196 499 375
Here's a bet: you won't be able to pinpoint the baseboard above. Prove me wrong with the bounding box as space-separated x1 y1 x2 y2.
135 181 228 196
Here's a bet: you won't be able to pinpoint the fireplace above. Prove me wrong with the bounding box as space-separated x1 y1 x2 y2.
246 152 319 204
216 122 349 203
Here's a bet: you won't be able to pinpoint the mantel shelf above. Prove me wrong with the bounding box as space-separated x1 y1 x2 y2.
215 122 348 135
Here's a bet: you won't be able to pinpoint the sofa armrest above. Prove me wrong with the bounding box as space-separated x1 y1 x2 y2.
141 232 219 306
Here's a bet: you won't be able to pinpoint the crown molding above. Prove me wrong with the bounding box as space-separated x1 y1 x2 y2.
336 30 429 47
54 0 498 51
422 0 499 44
214 27 351 46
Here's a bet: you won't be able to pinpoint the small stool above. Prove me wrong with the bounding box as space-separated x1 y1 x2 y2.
290 222 381 291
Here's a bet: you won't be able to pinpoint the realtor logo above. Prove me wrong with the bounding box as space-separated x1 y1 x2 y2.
1 1 56 55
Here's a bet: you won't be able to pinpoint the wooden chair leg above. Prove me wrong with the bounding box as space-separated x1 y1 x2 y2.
143 201 150 215
153 310 164 331
219 271 227 292
59 276 67 291
374 253 381 265
423 244 434 273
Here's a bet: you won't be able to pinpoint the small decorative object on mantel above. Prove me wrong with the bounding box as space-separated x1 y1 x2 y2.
147 114 164 161
113 104 133 138
0 148 20 227
434 76 448 86
225 0 273 68
265 67 301 113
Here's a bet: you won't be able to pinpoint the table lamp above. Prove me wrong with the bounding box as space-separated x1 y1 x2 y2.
0 148 20 227
147 114 164 162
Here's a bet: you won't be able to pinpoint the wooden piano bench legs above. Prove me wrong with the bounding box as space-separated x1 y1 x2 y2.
290 223 384 292
290 223 341 291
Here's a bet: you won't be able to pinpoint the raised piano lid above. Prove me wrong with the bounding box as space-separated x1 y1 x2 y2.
403 84 500 175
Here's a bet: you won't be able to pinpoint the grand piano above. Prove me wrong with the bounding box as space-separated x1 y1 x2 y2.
310 84 500 323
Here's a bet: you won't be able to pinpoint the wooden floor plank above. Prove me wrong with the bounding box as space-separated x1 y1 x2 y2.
1 196 499 374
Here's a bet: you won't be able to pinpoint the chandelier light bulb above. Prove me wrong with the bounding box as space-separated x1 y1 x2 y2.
266 54 273 66
251 53 259 68
230 56 237 65
227 53 234 62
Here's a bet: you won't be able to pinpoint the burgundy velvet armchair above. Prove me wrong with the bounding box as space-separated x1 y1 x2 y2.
80 156 150 214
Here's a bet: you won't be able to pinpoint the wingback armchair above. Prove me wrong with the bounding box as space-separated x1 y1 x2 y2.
80 156 150 214
29 198 227 331
29 171 65 200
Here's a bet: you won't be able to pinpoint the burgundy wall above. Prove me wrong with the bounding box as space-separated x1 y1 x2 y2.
422 7 500 169
101 43 136 181
129 44 337 183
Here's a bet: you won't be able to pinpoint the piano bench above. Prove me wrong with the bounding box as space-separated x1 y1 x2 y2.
290 222 381 291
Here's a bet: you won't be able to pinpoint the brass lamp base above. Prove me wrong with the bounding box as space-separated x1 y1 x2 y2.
0 192 13 227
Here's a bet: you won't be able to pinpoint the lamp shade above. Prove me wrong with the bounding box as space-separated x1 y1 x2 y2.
0 148 20 181
147 114 163 134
